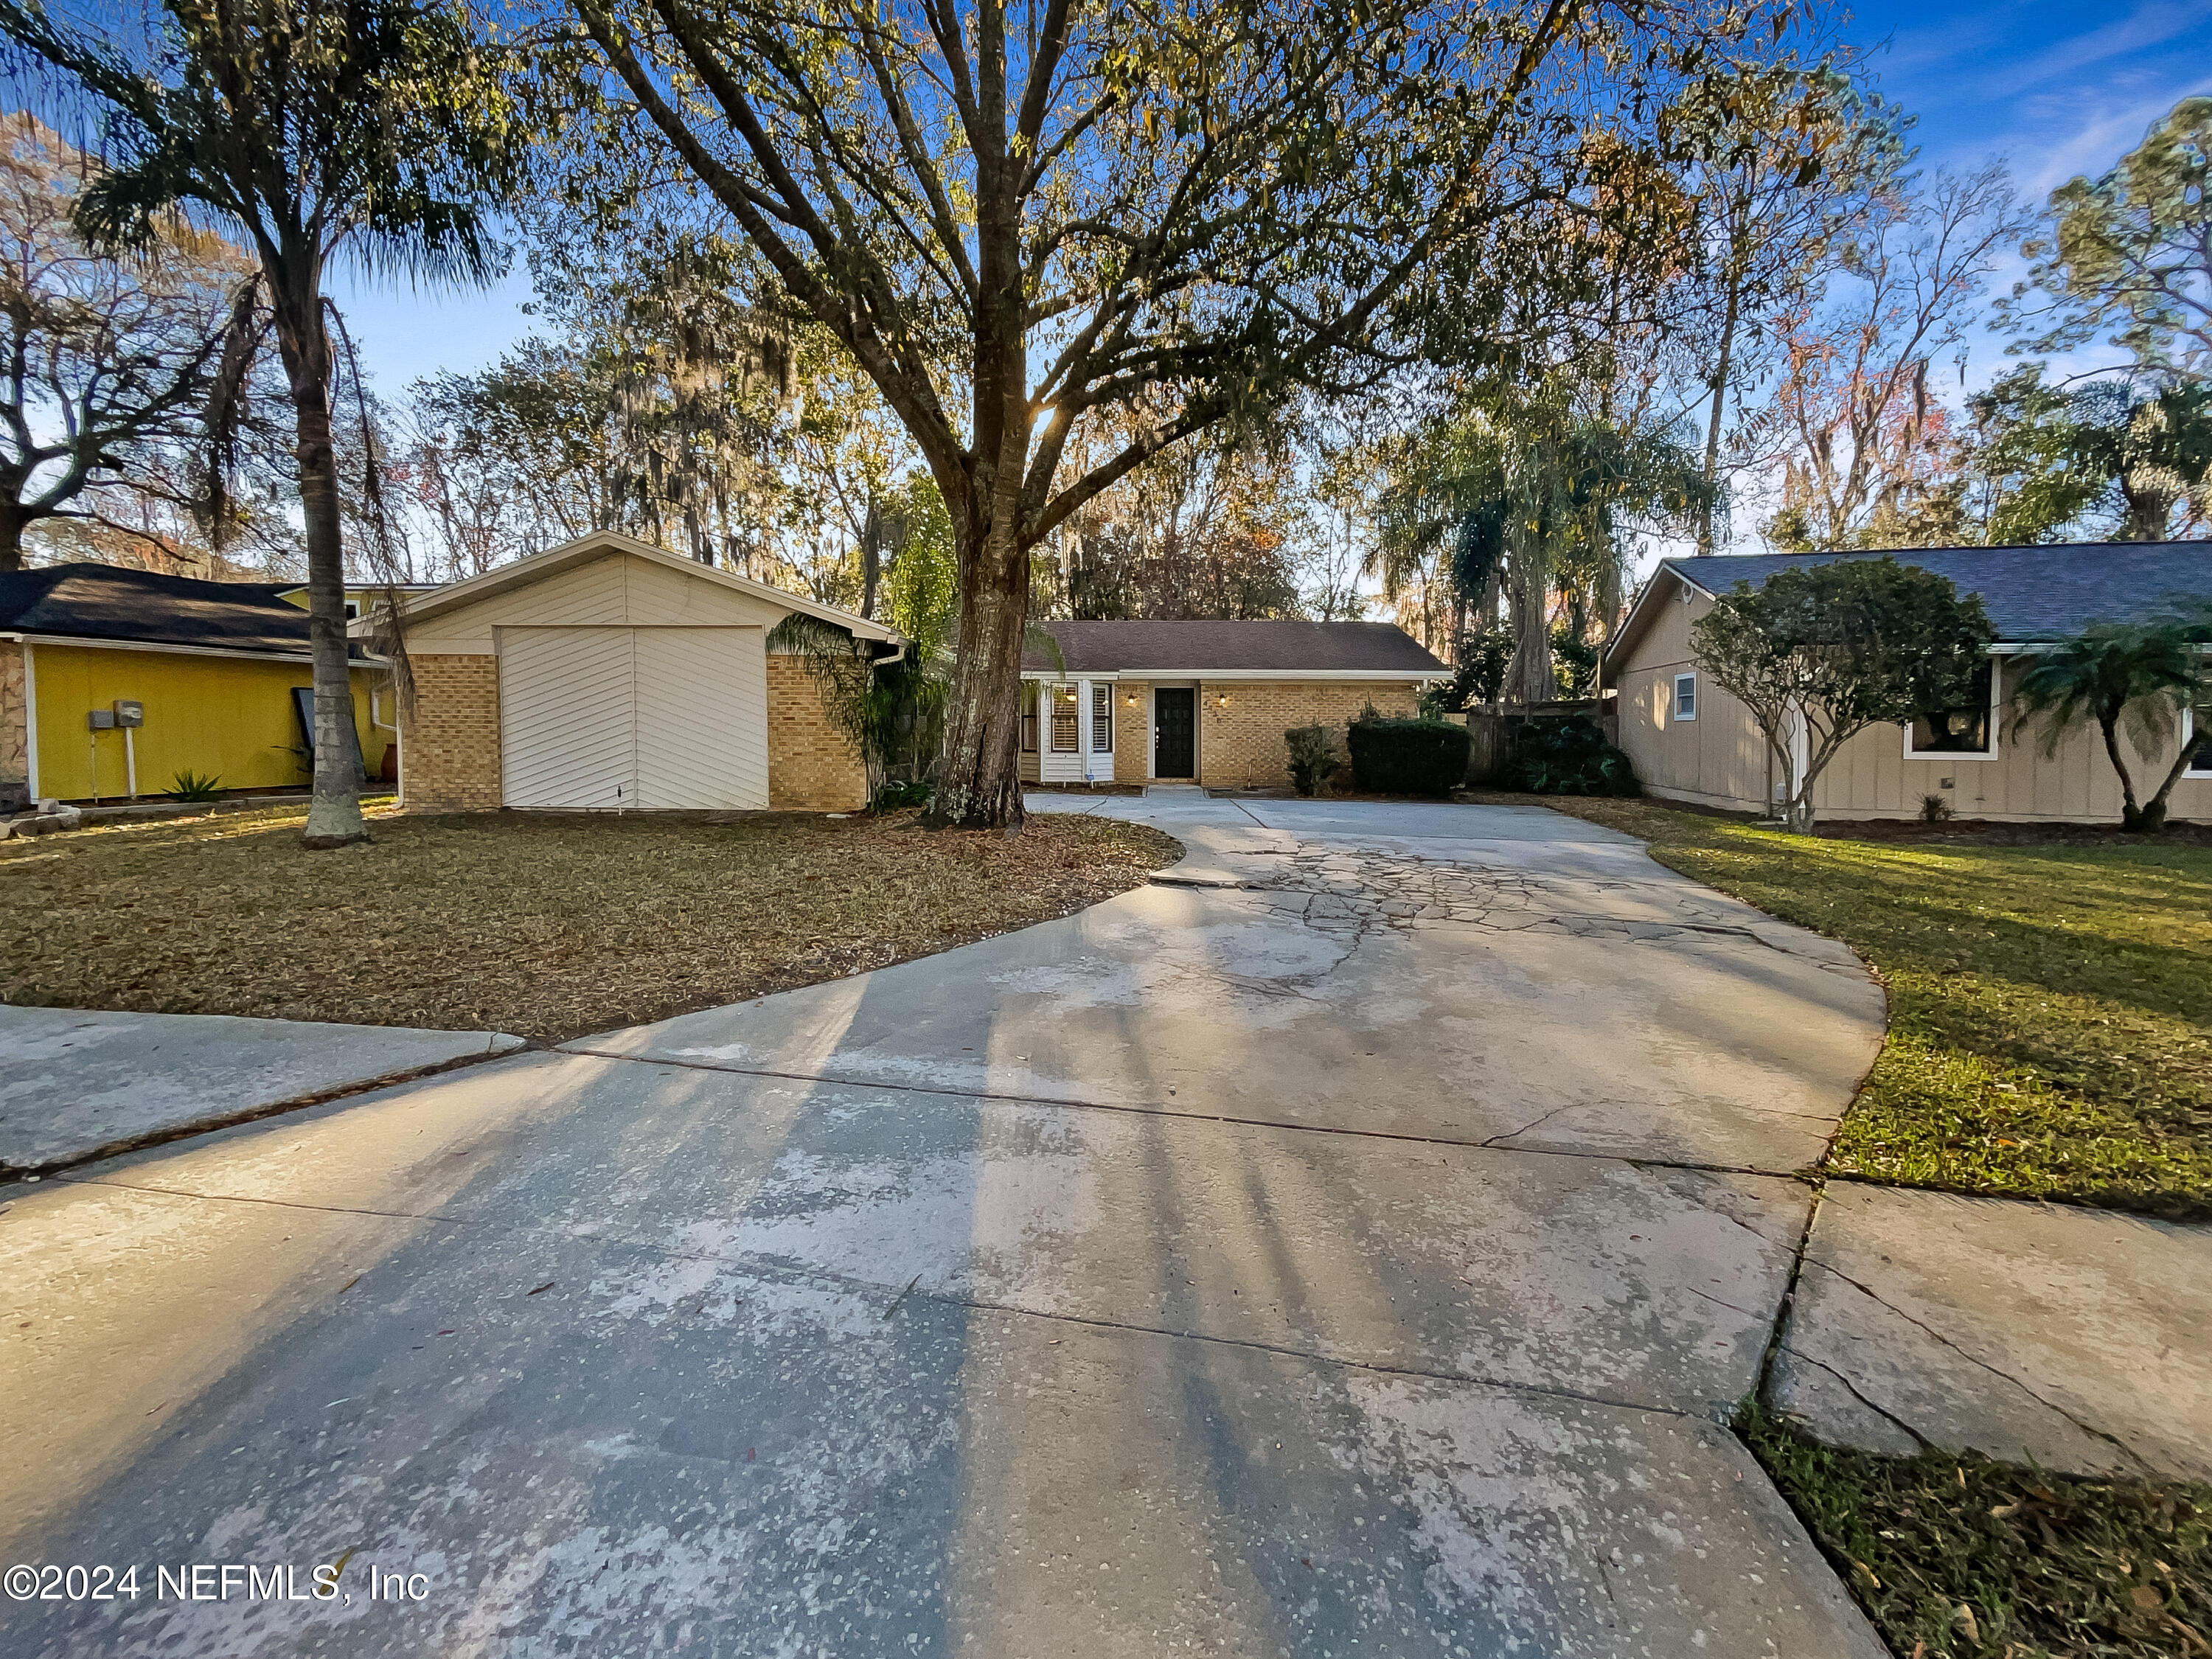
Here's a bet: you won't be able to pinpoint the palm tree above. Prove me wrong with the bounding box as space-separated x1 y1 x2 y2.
1 0 517 846
2011 613 2210 832
1374 399 1713 703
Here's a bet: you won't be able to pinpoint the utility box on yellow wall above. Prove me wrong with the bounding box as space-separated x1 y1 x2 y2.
2 562 395 804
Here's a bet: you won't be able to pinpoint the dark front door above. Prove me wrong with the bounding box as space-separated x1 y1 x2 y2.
1153 688 1195 779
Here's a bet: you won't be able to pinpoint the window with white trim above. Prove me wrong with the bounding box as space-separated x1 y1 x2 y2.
1672 673 1697 721
1091 684 1113 752
1905 659 1997 759
1048 684 1079 752
2186 685 2212 776
1020 683 1038 753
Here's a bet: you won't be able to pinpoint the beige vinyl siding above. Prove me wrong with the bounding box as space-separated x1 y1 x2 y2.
410 552 790 652
1613 575 2212 823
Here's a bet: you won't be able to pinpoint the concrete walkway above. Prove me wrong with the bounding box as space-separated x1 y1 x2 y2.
1 796 1891 1657
1767 1182 2212 1481
0 1005 525 1172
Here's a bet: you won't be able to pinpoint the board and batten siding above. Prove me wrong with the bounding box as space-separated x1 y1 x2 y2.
1614 588 1772 810
1615 579 2212 823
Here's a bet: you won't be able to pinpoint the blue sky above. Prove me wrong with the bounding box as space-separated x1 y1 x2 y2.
326 1 2212 397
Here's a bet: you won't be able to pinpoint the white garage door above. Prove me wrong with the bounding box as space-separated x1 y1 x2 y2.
498 626 770 810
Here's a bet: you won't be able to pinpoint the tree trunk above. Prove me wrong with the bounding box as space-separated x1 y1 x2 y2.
0 497 25 573
1506 532 1554 705
925 511 1029 830
1697 279 1740 557
272 291 366 849
2096 709 2146 830
859 498 883 621
2119 473 2175 543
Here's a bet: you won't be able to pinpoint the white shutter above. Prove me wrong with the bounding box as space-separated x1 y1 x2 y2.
634 627 769 809
500 627 638 809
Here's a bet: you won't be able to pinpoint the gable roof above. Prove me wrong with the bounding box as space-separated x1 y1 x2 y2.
358 530 901 644
0 563 316 655
1023 619 1447 677
1607 541 2212 672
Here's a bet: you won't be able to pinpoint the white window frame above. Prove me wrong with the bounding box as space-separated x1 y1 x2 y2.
2185 698 2212 777
1903 658 2001 762
1672 672 1697 722
1090 683 1113 753
1048 683 1079 753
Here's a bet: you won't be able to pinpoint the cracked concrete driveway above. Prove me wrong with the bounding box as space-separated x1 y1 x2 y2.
1 796 1888 1658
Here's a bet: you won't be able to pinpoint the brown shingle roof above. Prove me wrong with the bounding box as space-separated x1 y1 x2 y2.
1023 619 1445 675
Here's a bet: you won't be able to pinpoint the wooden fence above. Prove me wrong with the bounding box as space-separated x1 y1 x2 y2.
1446 699 1617 787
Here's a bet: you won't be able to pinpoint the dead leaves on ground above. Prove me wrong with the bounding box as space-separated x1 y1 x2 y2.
0 806 1179 1040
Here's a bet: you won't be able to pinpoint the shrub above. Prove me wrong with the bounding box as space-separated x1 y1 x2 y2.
872 779 933 813
1510 717 1638 796
1284 724 1343 796
1919 791 1954 824
167 769 226 801
1347 716 1472 796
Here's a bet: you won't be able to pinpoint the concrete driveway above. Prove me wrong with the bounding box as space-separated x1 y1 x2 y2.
1 795 1888 1658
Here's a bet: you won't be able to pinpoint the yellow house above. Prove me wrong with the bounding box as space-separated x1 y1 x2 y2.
1 563 392 807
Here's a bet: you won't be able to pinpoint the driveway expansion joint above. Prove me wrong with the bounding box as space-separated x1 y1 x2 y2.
555 1046 1825 1182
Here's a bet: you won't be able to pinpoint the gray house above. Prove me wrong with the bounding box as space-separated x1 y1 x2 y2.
1603 543 2212 823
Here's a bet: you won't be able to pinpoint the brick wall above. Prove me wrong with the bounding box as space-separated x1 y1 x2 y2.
1113 681 1152 779
767 655 869 810
0 640 24 791
1196 681 1421 788
402 653 501 811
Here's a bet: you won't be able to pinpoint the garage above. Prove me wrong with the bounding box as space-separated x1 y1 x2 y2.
366 532 899 814
498 625 769 810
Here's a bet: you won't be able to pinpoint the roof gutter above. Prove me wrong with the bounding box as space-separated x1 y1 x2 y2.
1020 667 1447 682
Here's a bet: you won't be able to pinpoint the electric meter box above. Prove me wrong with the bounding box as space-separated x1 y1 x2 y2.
112 700 145 728
88 709 116 730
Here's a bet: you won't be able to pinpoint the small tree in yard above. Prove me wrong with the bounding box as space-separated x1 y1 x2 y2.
1284 725 1340 798
2011 613 2211 833
1691 557 1994 833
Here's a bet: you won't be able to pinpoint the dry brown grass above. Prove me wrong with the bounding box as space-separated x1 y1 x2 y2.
0 804 1179 1040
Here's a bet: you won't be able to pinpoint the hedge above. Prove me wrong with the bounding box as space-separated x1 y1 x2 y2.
1347 717 1472 796
1511 715 1639 796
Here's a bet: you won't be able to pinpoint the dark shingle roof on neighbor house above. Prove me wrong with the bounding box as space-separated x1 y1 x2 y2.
1654 541 2211 644
1023 618 1447 675
0 563 316 655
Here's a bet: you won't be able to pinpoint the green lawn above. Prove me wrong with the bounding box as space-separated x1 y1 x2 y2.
1742 1405 2211 1658
1523 797 2212 1220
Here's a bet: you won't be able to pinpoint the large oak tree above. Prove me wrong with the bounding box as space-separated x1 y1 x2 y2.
560 0 1762 826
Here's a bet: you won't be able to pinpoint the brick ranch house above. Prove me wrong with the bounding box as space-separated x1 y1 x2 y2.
1019 619 1448 790
1604 541 2212 824
358 532 900 813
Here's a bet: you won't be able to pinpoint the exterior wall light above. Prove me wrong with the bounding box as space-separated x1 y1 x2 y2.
1214 692 1229 708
